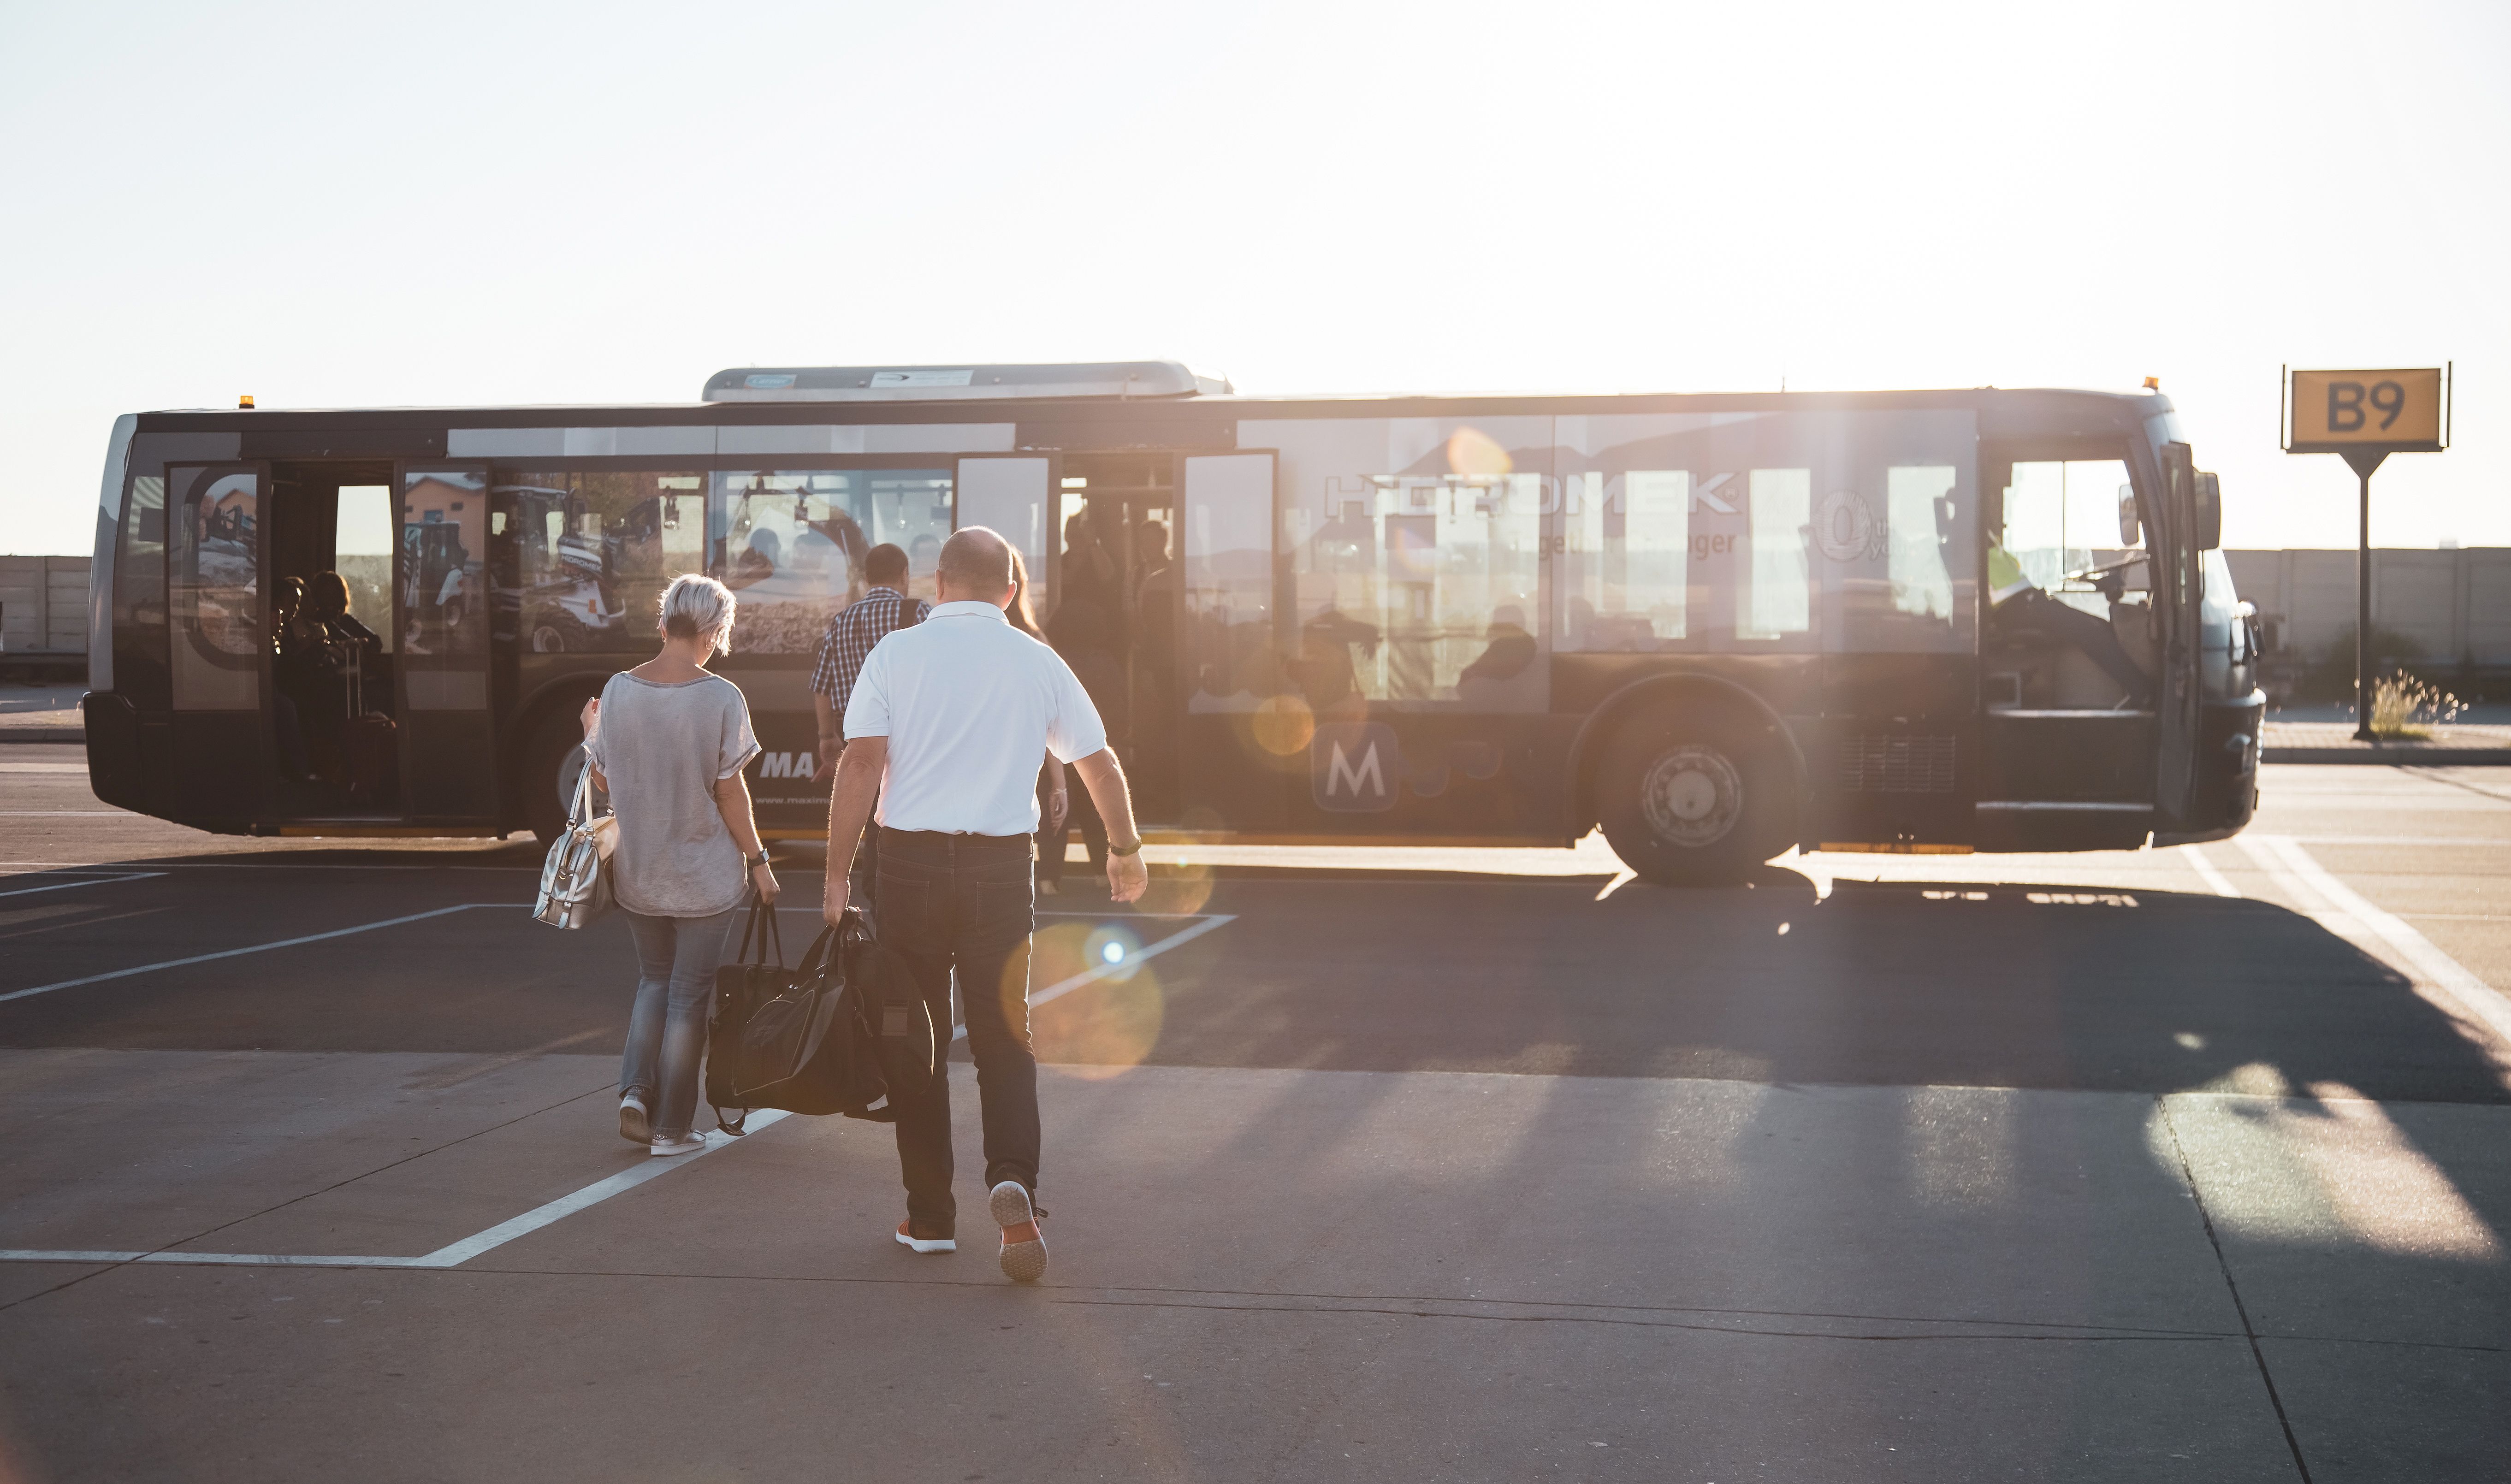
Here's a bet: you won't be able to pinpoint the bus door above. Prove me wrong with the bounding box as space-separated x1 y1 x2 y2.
2153 441 2204 826
1976 443 2158 848
396 464 496 823
1045 454 1179 822
1177 452 1281 832
166 462 273 827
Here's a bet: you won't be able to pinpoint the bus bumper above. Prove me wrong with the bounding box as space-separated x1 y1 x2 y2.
2154 692 2264 846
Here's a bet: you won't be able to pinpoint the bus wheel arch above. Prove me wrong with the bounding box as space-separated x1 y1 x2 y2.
1573 676 1804 887
510 675 610 844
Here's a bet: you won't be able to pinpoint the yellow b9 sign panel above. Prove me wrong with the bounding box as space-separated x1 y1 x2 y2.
2290 368 2444 451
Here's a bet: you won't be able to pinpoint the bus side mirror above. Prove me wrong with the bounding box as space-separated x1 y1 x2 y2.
2117 485 2139 546
2195 471 2222 550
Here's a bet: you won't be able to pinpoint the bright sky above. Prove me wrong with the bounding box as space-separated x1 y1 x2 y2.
2 0 2503 556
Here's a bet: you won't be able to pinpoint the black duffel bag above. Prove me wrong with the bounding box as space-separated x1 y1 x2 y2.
705 903 936 1133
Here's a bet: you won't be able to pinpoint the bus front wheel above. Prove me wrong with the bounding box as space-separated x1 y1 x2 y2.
1596 712 1793 887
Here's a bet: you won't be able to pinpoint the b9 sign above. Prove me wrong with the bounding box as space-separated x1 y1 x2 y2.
2289 368 2445 451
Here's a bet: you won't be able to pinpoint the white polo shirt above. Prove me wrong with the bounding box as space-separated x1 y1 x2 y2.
841 600 1108 836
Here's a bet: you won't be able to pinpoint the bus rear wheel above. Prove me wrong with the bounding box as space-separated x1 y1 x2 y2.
521 703 594 845
1596 710 1794 887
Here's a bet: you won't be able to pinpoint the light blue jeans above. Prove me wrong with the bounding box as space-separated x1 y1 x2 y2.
619 906 739 1139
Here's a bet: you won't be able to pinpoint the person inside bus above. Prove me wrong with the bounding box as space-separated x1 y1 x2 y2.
581 573 777 1157
1983 542 2152 708
269 576 316 782
1458 604 1538 685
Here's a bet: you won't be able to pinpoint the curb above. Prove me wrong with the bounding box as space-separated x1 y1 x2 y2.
0 729 83 745
2264 747 2511 766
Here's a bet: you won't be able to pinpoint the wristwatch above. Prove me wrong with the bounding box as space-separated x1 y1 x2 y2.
1107 840 1143 858
750 849 771 867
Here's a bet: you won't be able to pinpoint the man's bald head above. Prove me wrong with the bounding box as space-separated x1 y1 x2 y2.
936 527 1016 605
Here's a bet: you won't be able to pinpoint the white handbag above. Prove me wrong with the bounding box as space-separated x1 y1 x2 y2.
534 754 618 929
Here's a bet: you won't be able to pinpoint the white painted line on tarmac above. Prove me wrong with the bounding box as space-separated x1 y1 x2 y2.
0 1112 800 1271
0 871 164 900
410 1112 795 1267
2250 834 2511 1056
2178 845 2241 899
0 904 494 1005
952 912 1238 1043
0 912 1236 1268
0 1250 426 1267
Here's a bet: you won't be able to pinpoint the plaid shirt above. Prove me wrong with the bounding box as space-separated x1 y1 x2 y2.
808 586 930 736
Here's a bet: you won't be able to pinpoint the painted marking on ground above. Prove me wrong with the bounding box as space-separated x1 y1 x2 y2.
953 912 1238 1043
0 1114 794 1270
0 903 517 1005
2236 833 2511 1064
0 871 165 901
2179 845 2241 899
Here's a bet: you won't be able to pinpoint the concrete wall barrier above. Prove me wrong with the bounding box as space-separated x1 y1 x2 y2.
0 556 89 654
2224 548 2511 669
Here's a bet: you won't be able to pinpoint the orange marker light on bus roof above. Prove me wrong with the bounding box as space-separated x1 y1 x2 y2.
238 395 255 408
2142 377 2160 391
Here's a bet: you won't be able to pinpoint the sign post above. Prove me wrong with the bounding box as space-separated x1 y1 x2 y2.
2283 365 2450 740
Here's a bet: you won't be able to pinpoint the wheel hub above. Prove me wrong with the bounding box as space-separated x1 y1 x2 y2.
1640 744 1743 847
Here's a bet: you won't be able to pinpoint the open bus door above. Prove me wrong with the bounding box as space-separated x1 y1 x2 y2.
166 462 273 828
1178 451 1281 833
396 464 497 823
2154 442 2204 829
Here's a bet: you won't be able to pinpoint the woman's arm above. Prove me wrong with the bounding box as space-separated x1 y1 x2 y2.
579 697 607 792
713 768 780 902
1042 751 1068 833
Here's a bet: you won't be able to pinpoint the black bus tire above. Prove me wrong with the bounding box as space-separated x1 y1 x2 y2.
521 704 593 845
1595 709 1795 887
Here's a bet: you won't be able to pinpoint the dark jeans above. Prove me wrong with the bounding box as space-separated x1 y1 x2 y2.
877 828 1040 1232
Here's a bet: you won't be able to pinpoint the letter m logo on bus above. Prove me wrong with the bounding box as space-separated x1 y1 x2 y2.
755 751 816 781
1311 723 1401 812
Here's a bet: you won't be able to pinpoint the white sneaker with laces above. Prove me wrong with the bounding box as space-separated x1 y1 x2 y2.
649 1131 706 1157
618 1093 651 1146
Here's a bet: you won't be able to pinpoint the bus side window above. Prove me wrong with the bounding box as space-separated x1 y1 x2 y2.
1737 469 1812 640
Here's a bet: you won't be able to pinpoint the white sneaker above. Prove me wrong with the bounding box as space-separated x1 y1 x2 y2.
894 1221 957 1254
649 1132 707 1157
618 1093 651 1145
991 1180 1047 1283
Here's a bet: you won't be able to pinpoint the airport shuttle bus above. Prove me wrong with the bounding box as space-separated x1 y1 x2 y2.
81 362 2263 883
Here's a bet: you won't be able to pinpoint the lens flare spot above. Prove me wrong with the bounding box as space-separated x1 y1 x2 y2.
1022 921 1164 1078
1250 694 1315 756
1445 426 1512 478
1139 857 1215 916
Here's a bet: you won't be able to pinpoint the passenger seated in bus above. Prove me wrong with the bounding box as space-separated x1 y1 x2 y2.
729 528 781 589
1984 544 2152 708
1458 606 1537 686
1290 609 1378 720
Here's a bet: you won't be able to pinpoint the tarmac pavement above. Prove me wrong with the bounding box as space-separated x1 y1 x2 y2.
0 749 2505 1482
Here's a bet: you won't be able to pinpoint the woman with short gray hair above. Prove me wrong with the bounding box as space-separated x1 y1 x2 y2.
580 573 778 1156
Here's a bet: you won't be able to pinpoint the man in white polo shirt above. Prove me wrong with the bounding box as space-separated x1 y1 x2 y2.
824 526 1149 1283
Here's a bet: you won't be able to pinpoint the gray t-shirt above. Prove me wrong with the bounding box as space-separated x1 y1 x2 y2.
584 671 761 918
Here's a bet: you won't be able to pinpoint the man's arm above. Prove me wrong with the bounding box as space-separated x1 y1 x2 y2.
822 736 887 923
1068 748 1148 904
811 692 841 783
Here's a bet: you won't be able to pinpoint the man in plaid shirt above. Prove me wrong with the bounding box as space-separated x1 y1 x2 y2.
811 543 930 778
810 544 930 909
